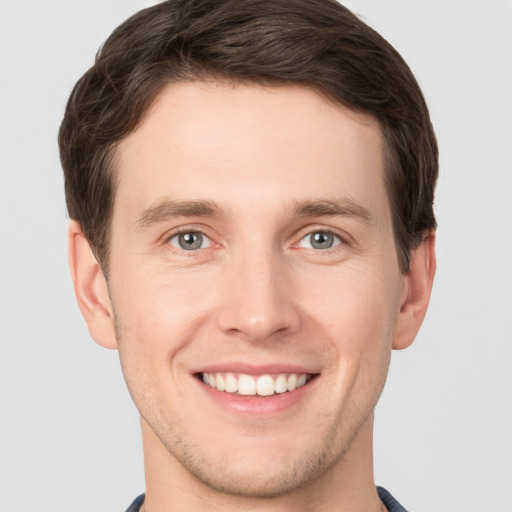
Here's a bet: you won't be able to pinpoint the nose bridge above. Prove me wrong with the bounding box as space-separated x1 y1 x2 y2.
218 241 298 342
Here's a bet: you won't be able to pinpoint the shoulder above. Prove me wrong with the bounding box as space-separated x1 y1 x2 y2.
125 493 145 512
377 486 409 512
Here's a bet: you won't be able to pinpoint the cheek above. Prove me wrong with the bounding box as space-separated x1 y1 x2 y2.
296 261 400 389
110 262 224 370
299 262 400 342
111 269 213 415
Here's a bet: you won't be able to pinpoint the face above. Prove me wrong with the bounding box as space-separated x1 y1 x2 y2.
106 82 408 497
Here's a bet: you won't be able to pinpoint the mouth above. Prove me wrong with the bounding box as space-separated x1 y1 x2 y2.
195 371 316 397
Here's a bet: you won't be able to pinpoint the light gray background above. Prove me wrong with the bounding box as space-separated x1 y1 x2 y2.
1 1 511 511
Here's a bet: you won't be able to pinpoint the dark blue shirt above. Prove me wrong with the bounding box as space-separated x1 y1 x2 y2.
125 486 408 511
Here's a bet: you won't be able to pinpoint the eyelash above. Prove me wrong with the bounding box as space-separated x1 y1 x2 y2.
164 227 348 254
294 230 344 251
166 228 215 254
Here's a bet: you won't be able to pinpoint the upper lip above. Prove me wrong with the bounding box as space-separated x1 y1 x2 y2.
190 362 318 376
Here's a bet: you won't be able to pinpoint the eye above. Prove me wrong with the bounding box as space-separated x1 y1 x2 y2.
298 231 342 250
168 231 212 251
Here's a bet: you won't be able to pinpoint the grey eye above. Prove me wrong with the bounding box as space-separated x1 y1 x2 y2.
299 231 341 250
168 232 211 250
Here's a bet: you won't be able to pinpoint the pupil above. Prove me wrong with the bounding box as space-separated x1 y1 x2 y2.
311 232 333 249
179 232 202 250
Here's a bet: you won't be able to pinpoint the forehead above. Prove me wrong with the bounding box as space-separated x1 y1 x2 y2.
114 81 387 223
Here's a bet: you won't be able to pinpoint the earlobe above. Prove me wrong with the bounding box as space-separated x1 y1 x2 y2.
68 221 118 349
393 233 436 350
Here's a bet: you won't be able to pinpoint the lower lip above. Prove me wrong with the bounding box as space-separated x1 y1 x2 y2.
195 376 318 415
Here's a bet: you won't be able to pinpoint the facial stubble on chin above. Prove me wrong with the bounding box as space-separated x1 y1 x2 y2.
140 412 362 499
113 312 388 500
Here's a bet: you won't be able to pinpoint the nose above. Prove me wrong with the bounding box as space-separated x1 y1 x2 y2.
217 248 300 343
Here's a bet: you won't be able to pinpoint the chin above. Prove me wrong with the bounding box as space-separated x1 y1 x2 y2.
149 416 352 499
175 444 334 498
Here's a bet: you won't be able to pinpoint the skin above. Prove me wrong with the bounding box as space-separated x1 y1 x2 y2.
69 82 436 512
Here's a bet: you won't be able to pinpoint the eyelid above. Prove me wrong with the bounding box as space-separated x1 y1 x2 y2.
298 231 343 251
297 231 342 249
167 231 212 250
291 225 350 249
162 224 219 251
160 224 350 252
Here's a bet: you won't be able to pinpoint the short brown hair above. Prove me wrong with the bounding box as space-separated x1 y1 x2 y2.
59 0 438 274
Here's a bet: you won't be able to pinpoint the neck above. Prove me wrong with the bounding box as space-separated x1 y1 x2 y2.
140 414 383 512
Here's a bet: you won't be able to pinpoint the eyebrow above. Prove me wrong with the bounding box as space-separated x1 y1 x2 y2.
290 198 372 224
135 196 372 231
135 199 228 231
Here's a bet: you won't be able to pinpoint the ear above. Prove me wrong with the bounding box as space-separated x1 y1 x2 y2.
68 221 118 349
393 233 436 350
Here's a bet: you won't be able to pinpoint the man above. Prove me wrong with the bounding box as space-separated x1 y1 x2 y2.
59 0 437 510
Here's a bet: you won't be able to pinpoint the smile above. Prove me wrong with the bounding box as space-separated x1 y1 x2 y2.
199 372 314 397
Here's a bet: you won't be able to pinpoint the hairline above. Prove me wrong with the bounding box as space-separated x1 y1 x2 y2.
96 76 406 275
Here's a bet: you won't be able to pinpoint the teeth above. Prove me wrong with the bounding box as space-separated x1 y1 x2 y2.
201 372 312 396
216 373 226 391
256 375 275 396
225 373 238 393
287 374 297 391
238 374 256 395
275 374 288 394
